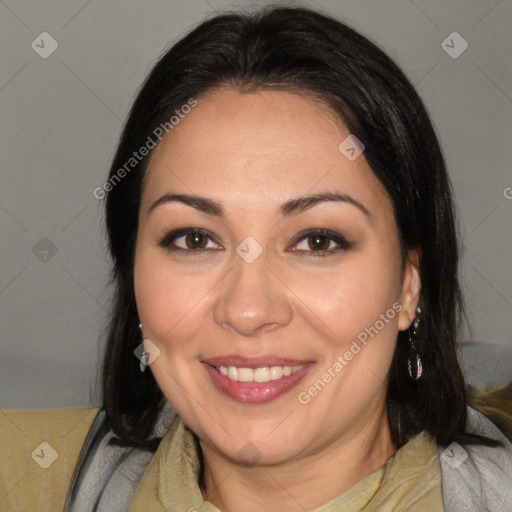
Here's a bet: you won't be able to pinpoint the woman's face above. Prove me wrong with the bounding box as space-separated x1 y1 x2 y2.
134 87 420 465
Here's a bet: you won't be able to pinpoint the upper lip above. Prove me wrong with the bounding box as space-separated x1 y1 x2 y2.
202 355 313 368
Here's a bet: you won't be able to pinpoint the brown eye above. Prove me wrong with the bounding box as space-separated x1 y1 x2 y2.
158 228 222 252
185 232 208 249
290 229 351 257
307 235 331 251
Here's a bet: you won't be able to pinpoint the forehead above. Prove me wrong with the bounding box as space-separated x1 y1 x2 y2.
141 87 390 216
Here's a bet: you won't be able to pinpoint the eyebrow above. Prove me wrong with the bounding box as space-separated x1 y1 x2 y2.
148 192 371 219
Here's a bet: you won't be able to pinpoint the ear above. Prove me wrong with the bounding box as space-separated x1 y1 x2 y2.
397 247 422 331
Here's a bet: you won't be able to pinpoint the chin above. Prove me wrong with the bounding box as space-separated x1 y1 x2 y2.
201 423 312 466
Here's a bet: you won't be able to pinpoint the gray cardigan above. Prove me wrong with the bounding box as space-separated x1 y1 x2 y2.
63 403 512 511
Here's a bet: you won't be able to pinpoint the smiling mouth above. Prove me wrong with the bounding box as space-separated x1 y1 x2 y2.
214 364 305 383
202 359 314 404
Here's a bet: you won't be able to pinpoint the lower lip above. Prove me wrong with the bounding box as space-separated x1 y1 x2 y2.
202 363 314 404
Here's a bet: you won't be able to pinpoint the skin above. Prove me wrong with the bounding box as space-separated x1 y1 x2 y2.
134 87 421 511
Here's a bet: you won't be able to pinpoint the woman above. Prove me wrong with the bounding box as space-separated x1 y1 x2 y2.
1 5 511 511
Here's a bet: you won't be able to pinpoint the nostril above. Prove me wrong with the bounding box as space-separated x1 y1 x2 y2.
260 322 279 334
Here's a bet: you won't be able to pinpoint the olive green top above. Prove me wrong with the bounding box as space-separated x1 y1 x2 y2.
127 415 444 511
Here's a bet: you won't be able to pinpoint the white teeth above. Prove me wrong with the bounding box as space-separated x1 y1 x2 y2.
270 366 283 380
216 364 305 383
228 366 238 381
254 367 270 382
238 367 253 382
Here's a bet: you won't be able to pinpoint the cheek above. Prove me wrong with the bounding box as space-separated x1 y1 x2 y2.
291 245 402 338
134 249 214 346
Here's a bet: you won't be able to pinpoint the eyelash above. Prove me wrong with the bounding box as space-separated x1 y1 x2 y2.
157 228 351 258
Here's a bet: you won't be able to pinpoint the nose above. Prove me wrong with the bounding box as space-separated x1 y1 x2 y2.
213 256 293 337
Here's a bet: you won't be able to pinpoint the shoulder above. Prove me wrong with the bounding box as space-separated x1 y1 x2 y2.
438 403 512 512
471 384 512 442
0 406 100 512
0 406 101 435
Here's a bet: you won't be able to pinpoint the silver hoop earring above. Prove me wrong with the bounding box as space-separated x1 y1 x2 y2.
407 307 423 380
137 322 147 372
139 350 147 373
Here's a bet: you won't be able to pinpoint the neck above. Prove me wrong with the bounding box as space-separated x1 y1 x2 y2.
199 403 396 512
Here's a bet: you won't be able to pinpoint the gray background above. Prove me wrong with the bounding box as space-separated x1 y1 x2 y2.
1 0 511 408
